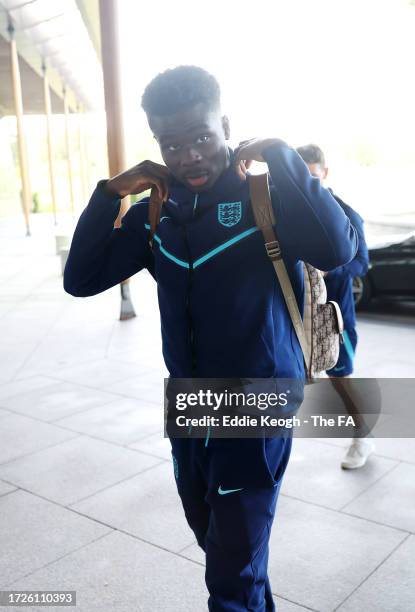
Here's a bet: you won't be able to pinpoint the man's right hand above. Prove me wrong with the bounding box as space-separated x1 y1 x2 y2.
104 160 170 201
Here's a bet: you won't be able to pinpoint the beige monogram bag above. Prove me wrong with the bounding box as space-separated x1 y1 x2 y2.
248 173 344 381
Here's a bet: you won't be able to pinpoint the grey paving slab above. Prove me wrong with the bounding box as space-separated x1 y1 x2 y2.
56 397 163 444
0 381 120 422
0 436 161 505
0 413 78 465
275 599 314 612
110 350 166 372
14 343 112 381
0 296 19 314
360 359 415 377
129 431 172 460
368 413 415 441
0 479 17 496
281 438 398 510
267 495 406 612
0 375 60 401
372 437 415 464
7 530 207 612
314 437 350 448
46 358 147 389
108 347 166 371
105 319 154 350
0 318 50 346
180 525 397 612
49 301 118 330
0 489 111 587
337 535 415 612
104 323 161 359
0 305 63 344
72 461 194 553
314 434 413 463
107 373 166 406
107 316 163 351
0 341 39 384
180 541 205 563
343 462 415 532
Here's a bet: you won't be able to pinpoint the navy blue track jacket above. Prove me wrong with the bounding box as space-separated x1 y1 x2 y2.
64 142 357 379
324 191 369 329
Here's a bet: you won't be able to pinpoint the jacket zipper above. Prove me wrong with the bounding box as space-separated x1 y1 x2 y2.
192 193 199 217
185 194 211 447
182 194 198 376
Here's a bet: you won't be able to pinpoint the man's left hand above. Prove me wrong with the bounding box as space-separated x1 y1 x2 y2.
234 138 286 173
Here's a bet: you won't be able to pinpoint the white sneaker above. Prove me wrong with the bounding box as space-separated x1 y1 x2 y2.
341 439 375 469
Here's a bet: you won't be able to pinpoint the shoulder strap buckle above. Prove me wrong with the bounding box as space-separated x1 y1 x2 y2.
265 240 282 260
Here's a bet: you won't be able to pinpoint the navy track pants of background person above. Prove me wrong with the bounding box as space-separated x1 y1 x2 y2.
169 434 293 611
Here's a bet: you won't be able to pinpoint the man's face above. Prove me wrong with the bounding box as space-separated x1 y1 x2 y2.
149 102 230 192
306 162 328 184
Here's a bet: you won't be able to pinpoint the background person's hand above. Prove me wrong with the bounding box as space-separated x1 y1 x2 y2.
105 160 170 200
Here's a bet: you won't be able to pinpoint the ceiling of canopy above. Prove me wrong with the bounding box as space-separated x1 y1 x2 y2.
0 0 103 114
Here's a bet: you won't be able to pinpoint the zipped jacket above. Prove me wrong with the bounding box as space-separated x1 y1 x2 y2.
64 142 357 379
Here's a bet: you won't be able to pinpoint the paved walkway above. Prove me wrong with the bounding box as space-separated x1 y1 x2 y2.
0 213 414 612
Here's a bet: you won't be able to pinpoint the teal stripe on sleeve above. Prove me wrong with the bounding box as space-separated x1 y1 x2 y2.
343 330 355 361
205 425 211 447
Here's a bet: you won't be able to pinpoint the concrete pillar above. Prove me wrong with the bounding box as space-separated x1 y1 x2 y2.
77 103 88 203
42 64 58 225
98 0 126 181
8 23 31 236
99 0 135 320
63 88 75 216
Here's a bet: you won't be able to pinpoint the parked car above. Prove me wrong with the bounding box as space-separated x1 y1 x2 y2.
353 232 415 309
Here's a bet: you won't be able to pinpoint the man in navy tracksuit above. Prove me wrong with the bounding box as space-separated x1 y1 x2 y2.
297 144 372 470
64 67 357 610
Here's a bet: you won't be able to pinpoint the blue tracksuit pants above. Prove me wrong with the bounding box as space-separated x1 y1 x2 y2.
169 434 292 611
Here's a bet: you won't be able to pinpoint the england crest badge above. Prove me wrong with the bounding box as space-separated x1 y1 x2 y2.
217 202 242 228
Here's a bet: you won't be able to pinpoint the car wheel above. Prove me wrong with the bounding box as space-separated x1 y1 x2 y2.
353 276 372 309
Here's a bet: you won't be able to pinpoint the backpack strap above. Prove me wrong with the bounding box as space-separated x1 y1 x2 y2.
148 186 164 248
248 173 311 375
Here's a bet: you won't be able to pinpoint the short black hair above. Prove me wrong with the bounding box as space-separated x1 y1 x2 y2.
141 65 221 118
296 144 326 167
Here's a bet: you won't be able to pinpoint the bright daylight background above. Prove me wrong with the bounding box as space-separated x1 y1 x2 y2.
1 0 414 224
